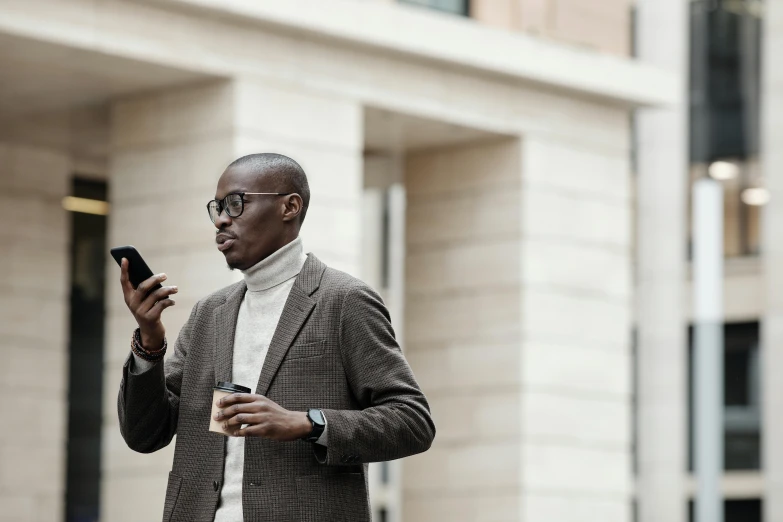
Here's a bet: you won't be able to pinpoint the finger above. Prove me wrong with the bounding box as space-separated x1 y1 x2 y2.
120 259 134 300
136 273 168 296
233 424 266 438
219 393 263 407
140 286 179 314
129 273 168 310
214 402 262 421
223 413 265 428
144 298 176 319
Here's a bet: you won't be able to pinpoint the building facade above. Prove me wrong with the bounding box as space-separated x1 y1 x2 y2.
1 0 774 521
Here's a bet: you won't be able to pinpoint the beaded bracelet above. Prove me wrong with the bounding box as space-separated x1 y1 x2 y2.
130 328 167 362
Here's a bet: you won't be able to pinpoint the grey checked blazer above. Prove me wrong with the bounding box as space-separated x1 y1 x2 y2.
117 254 435 522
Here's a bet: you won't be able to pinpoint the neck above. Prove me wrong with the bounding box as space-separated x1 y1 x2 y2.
241 237 307 292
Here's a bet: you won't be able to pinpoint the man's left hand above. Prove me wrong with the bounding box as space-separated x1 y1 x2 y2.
214 393 311 440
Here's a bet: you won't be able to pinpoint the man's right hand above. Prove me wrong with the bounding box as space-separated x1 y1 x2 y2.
120 258 178 352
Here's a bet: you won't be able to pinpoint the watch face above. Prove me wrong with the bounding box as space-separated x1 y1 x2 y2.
309 409 325 425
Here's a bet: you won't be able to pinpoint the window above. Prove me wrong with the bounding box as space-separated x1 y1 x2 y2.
688 498 762 522
723 322 761 470
688 322 761 471
398 0 469 16
688 0 763 257
65 178 108 522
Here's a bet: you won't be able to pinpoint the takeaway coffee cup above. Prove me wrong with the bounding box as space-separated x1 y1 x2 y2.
210 381 252 436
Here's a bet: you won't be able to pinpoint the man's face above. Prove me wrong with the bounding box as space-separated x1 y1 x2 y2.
212 166 287 271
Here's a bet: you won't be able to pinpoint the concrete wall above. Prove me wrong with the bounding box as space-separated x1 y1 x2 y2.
519 134 633 522
403 131 633 522
0 143 71 522
633 0 689 520
763 2 783 520
404 139 525 520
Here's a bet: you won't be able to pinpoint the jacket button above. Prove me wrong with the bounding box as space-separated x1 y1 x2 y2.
213 480 220 491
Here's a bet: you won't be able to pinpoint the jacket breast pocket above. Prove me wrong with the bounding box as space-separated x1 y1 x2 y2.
285 340 326 361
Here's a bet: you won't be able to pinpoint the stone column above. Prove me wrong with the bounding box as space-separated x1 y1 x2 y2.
762 2 783 520
0 143 71 521
403 131 633 521
518 134 634 522
634 1 689 521
403 139 526 521
102 79 363 521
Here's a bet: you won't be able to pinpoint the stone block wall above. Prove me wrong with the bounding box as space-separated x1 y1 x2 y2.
0 143 71 522
403 132 633 521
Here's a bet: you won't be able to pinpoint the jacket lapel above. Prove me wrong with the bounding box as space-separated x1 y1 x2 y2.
213 281 246 384
256 254 326 396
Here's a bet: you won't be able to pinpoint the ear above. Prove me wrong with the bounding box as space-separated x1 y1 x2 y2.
281 194 303 223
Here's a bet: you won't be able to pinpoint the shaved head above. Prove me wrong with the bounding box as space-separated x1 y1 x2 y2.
212 153 310 270
227 153 311 224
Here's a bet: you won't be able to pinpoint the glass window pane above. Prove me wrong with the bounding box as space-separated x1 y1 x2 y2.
688 499 762 522
687 321 761 471
688 0 763 258
689 0 761 162
726 499 762 522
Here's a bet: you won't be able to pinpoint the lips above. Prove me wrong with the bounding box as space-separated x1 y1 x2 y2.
216 234 236 252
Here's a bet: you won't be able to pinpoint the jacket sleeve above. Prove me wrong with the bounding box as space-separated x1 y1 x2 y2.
117 302 198 453
314 285 436 465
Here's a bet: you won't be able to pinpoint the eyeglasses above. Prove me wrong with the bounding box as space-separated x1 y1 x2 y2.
206 192 293 224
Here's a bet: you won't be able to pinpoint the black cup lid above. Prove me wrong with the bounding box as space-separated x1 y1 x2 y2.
214 381 252 394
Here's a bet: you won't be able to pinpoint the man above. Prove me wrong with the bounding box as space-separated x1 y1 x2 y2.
117 153 435 522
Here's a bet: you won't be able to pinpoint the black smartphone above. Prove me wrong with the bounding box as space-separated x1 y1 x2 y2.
110 246 163 291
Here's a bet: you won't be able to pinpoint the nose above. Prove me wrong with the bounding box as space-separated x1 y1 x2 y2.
214 206 232 230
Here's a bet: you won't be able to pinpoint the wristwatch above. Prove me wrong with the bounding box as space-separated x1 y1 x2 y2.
303 409 326 443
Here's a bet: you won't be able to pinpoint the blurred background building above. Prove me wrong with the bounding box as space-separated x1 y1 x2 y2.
0 0 779 521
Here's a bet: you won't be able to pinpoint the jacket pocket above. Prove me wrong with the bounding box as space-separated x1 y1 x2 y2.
295 473 370 521
162 472 182 522
285 340 326 360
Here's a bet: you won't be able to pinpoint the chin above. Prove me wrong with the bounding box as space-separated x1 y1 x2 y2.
225 255 255 272
225 260 244 271
223 251 243 271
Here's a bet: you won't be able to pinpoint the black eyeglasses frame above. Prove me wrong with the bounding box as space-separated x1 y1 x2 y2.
206 191 295 223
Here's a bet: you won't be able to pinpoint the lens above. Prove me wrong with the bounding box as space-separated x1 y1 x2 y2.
207 201 220 223
226 194 243 217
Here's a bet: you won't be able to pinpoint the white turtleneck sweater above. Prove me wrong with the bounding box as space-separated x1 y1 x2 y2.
131 237 326 522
